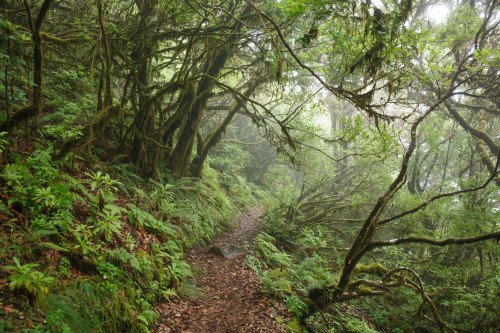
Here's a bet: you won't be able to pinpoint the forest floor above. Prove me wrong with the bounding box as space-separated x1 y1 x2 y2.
154 208 291 332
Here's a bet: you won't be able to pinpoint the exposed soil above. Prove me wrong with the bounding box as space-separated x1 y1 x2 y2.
154 208 290 333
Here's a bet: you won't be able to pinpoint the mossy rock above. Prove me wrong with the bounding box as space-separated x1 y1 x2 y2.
286 316 303 333
271 268 288 278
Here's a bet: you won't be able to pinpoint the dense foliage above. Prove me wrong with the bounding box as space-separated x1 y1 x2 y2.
0 0 499 332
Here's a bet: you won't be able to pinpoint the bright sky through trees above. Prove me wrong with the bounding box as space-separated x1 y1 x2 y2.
427 4 450 24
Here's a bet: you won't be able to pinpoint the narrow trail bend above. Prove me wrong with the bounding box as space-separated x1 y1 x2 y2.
154 208 290 333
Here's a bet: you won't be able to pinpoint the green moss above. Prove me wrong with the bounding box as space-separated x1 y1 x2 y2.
271 267 288 278
286 316 303 333
353 263 389 276
357 284 373 293
136 250 154 280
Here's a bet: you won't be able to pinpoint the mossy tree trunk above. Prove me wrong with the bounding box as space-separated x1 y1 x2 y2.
0 0 54 133
31 0 52 115
304 102 444 319
96 0 113 110
129 0 159 174
167 4 252 178
168 49 231 177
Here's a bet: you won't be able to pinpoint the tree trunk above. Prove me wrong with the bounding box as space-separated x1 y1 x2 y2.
0 0 54 133
168 49 231 177
306 102 439 317
97 0 113 108
129 0 157 174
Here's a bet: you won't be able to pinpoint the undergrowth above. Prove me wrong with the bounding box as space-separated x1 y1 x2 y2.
247 206 382 333
0 139 261 332
248 192 500 333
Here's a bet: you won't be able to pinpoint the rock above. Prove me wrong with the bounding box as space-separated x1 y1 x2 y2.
209 244 246 258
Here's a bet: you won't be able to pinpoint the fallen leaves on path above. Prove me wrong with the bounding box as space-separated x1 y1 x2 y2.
154 208 290 332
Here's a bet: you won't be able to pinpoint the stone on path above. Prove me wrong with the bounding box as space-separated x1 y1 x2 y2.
154 207 289 332
209 243 246 258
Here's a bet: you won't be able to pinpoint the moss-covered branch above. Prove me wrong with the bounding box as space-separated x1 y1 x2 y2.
56 105 123 159
40 32 89 44
445 101 499 156
0 105 38 132
369 230 500 248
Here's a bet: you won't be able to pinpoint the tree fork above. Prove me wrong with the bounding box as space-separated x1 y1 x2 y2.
303 101 444 321
168 49 231 177
190 79 263 178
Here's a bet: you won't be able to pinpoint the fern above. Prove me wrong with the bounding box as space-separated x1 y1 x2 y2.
38 242 68 252
107 248 141 271
128 203 179 238
254 233 291 267
167 260 193 284
32 228 58 239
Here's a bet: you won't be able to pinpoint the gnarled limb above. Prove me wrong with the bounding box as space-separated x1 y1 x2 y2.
382 267 448 333
445 101 499 156
379 150 500 225
369 231 500 248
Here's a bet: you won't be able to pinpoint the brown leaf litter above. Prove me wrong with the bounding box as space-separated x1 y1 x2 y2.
154 208 290 332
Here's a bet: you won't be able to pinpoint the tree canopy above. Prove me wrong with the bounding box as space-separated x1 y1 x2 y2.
0 0 499 332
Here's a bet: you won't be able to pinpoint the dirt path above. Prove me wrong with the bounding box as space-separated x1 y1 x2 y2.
154 208 290 332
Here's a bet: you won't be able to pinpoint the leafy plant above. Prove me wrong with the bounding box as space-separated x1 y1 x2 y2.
342 316 378 333
136 306 158 333
1 149 75 220
34 187 58 210
72 224 96 255
29 309 72 333
253 233 291 267
84 171 122 209
93 205 124 241
167 260 193 285
3 257 54 299
127 203 178 239
372 311 386 327
86 171 121 192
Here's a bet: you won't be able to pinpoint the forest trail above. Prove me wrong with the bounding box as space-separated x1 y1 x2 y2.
154 208 290 332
